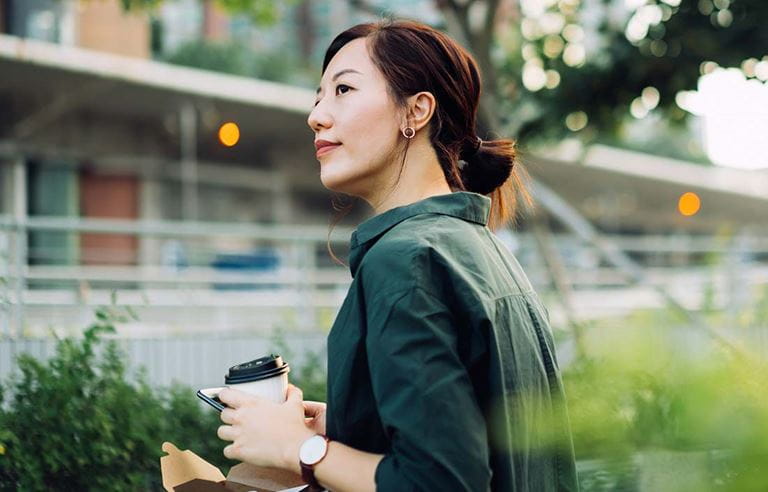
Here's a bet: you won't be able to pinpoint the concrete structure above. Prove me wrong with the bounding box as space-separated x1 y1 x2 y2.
2 32 766 238
532 144 768 235
0 0 150 56
1 6 767 339
0 33 358 268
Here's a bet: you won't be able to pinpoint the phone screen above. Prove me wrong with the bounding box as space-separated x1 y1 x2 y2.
197 387 227 412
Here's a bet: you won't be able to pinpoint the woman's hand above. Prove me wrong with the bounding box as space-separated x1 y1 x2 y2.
303 400 327 435
217 384 314 473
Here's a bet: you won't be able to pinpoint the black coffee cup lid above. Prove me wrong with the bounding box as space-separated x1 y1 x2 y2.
225 354 290 384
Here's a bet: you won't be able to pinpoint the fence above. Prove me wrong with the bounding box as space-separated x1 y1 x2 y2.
0 332 327 392
1 214 768 382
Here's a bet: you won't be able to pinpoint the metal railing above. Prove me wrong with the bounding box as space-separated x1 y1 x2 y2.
2 214 768 387
0 214 357 337
1 214 768 339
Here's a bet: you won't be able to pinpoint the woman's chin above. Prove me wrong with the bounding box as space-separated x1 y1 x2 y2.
320 171 363 197
319 170 348 193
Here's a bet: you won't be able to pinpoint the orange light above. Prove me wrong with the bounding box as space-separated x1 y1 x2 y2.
218 122 240 147
678 192 701 216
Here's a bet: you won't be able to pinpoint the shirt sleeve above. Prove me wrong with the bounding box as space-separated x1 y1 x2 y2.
364 285 492 491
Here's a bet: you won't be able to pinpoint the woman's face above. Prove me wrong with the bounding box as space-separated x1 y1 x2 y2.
307 38 404 200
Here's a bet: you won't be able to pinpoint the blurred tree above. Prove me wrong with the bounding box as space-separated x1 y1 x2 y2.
343 0 767 155
111 0 288 25
160 39 299 82
96 0 767 146
163 39 254 75
489 0 768 145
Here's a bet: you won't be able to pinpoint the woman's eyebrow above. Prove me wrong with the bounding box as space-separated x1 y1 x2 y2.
316 69 362 94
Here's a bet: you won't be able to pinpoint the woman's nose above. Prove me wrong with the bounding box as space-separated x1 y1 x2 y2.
307 102 332 133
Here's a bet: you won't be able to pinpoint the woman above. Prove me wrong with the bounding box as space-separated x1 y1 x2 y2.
216 19 579 492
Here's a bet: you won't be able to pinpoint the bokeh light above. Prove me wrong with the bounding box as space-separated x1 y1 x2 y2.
545 69 561 89
678 192 701 216
543 35 565 58
565 111 588 131
641 86 660 110
676 67 768 169
563 43 586 67
523 59 547 91
755 60 768 81
562 24 584 43
218 122 240 147
630 97 648 119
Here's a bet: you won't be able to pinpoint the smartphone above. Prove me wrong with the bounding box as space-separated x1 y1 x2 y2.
196 387 228 412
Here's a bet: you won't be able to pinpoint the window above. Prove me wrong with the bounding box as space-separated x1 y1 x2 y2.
6 0 61 42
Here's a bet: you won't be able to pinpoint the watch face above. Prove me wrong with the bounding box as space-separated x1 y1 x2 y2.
300 435 328 465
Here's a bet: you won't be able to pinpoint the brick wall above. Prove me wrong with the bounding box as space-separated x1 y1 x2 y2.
76 0 150 58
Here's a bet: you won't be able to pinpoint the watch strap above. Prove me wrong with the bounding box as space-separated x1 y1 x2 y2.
300 434 330 491
300 461 324 492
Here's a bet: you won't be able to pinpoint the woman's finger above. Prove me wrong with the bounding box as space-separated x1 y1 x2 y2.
220 407 237 425
303 400 324 417
217 424 237 442
223 443 239 460
286 384 303 404
218 387 256 408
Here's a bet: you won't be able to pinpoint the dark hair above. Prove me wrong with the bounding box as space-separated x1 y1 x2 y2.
322 19 533 265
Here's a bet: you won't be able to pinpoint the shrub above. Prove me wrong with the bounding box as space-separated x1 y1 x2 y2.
268 326 327 403
561 285 768 491
0 306 233 491
0 302 332 491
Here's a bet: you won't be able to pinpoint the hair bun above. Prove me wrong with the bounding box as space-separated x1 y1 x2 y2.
458 136 482 162
460 139 515 195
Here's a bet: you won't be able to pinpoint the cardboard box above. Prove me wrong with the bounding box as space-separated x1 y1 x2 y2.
160 442 310 492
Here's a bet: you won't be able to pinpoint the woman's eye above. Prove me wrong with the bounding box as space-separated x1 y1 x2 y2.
335 84 352 96
313 85 352 107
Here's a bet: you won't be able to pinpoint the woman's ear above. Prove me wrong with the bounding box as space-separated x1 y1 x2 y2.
406 91 436 134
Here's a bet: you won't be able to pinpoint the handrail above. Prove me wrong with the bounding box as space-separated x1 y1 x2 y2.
1 214 767 339
2 214 767 252
1 264 766 287
0 215 354 242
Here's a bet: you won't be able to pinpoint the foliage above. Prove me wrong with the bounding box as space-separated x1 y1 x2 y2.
107 0 768 154
559 284 768 490
160 39 300 83
0 304 233 491
496 0 768 145
162 39 255 76
268 326 327 403
111 0 296 26
0 298 332 490
2 279 768 490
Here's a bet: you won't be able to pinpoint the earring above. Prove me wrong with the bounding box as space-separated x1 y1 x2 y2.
402 127 415 139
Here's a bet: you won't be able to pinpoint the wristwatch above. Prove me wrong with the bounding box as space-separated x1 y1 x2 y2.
299 434 330 492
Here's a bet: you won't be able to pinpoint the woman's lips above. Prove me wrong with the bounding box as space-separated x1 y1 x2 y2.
316 144 341 157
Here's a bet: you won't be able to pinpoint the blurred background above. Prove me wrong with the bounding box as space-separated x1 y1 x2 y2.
0 0 767 490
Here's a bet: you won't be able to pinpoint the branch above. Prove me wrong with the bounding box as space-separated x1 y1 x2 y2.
434 0 502 132
484 0 501 35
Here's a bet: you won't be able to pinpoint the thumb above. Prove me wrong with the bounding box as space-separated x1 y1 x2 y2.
286 383 303 404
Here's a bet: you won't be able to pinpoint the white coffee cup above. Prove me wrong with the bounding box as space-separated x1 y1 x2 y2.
224 354 291 404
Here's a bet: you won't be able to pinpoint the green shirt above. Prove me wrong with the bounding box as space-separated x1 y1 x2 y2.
326 191 578 491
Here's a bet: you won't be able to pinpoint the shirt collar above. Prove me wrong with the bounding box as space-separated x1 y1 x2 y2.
348 191 491 277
